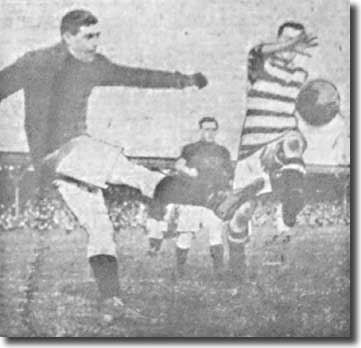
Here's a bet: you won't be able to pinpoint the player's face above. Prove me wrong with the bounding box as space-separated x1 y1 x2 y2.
277 26 305 63
200 121 218 143
63 24 101 61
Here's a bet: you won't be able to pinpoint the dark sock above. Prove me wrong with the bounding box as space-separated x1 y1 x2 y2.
228 241 246 282
176 247 189 277
89 254 120 299
149 237 163 252
210 244 224 277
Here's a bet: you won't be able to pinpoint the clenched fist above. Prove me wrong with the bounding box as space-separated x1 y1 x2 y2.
192 73 208 89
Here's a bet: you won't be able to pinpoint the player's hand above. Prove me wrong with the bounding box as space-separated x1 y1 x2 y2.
192 73 208 89
185 167 199 177
294 32 318 51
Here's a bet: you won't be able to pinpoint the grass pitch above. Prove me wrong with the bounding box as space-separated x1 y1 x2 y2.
0 221 350 337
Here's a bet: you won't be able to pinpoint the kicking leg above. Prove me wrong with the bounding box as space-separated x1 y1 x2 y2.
108 153 164 198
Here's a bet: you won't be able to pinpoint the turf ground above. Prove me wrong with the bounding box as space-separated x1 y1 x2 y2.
0 220 350 338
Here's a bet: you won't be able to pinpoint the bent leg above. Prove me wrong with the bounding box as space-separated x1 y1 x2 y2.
108 153 164 198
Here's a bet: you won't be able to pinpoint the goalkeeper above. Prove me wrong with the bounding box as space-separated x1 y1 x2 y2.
147 117 235 278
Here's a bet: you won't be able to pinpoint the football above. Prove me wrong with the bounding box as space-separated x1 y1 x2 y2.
296 79 340 126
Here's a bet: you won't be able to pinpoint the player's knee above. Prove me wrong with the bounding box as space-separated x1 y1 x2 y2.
146 218 166 239
229 200 256 231
282 131 307 159
176 232 193 250
177 205 202 232
226 201 254 244
227 220 250 245
202 209 224 246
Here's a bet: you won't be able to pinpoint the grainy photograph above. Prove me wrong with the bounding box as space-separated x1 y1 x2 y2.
0 0 350 338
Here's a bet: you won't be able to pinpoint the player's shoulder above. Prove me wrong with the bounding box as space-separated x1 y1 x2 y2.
216 143 231 156
182 141 199 152
94 52 109 63
248 44 267 62
26 42 63 59
18 42 67 67
92 52 125 71
181 140 204 156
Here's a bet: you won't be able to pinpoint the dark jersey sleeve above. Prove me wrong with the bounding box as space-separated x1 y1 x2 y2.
247 44 266 85
180 143 194 164
95 54 193 89
221 147 234 181
0 53 31 101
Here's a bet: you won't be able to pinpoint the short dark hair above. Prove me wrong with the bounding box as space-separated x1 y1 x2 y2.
199 117 219 130
60 9 98 35
277 21 305 37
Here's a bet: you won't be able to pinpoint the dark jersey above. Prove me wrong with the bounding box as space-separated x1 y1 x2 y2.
0 42 192 171
181 140 233 189
151 140 233 213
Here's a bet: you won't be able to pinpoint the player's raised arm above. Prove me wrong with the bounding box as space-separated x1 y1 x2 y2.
259 22 318 56
95 55 208 90
260 33 317 56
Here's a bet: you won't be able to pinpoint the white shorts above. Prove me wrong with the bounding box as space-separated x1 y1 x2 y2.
233 130 306 195
47 134 164 197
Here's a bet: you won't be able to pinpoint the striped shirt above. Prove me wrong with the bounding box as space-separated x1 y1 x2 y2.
239 44 308 160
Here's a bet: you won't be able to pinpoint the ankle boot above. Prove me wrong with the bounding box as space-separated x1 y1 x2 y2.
148 237 163 256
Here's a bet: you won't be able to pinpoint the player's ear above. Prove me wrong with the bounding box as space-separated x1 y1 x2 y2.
62 31 74 45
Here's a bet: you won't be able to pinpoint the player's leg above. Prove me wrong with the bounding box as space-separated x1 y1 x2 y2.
56 180 154 322
200 208 225 279
174 205 202 277
175 232 193 278
108 152 164 198
269 132 306 234
147 203 179 255
226 199 256 282
42 137 120 299
146 216 167 256
145 176 196 255
56 180 121 299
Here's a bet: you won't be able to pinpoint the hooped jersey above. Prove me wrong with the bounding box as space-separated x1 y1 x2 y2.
239 44 308 160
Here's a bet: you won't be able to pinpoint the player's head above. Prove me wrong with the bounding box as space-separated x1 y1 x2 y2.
61 9 100 62
199 117 219 143
276 21 306 63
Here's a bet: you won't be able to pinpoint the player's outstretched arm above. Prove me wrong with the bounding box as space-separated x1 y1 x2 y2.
96 56 208 89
